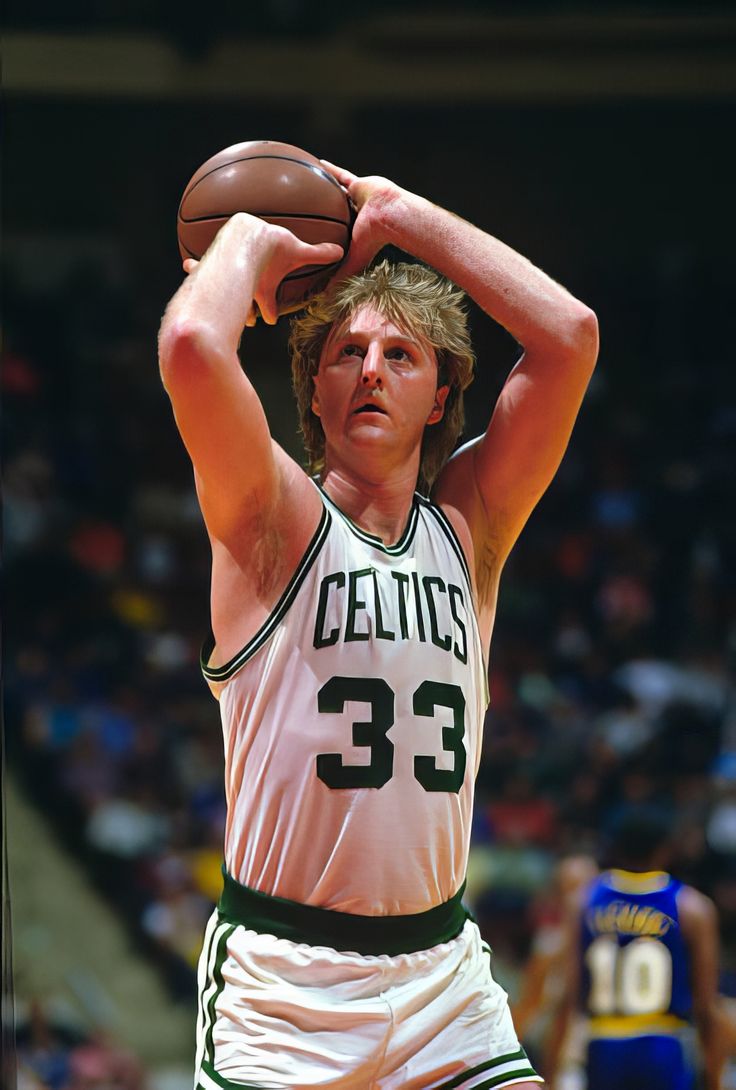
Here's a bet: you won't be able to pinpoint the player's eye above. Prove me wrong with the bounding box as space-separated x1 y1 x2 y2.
385 346 412 362
340 344 364 359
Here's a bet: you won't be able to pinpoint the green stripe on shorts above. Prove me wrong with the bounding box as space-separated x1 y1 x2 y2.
195 914 220 1068
436 1047 540 1089
204 924 236 1068
473 1070 541 1089
194 922 236 1090
198 1058 264 1090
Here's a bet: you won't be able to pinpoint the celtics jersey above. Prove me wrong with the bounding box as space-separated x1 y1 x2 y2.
202 484 488 916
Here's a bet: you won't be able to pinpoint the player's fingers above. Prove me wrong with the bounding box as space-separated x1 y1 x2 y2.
319 159 356 188
328 220 378 283
182 258 200 275
255 292 279 327
297 240 345 266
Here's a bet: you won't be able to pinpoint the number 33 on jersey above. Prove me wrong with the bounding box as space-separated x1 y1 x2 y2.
201 487 488 917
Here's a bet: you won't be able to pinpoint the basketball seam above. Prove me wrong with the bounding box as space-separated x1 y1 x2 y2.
178 211 351 227
179 154 348 215
281 261 342 283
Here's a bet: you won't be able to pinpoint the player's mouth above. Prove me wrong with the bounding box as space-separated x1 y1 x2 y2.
352 402 387 415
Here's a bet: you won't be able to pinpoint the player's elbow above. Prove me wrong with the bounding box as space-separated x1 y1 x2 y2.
567 304 599 372
158 317 224 392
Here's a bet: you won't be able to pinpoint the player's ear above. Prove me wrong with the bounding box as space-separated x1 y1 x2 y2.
427 384 450 425
311 382 321 417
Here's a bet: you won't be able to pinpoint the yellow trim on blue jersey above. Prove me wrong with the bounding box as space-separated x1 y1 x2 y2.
588 1012 688 1038
606 869 671 894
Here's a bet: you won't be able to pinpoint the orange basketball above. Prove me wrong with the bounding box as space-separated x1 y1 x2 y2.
177 140 353 312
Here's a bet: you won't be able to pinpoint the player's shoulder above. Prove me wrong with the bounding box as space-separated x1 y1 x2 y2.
677 883 717 918
676 883 718 938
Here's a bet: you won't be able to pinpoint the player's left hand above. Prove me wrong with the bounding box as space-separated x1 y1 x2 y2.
320 160 404 283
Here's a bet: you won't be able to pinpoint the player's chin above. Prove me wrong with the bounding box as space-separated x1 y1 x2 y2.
345 420 394 446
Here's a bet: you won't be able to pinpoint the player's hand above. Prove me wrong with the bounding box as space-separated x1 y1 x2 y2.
182 214 343 326
246 217 344 325
320 160 404 282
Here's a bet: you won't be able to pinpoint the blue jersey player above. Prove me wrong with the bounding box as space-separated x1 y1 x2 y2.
548 806 723 1090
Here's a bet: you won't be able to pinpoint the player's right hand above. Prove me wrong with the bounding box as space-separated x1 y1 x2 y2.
247 217 343 324
181 213 343 326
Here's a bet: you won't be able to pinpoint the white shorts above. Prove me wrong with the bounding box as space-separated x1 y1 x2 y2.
194 910 542 1090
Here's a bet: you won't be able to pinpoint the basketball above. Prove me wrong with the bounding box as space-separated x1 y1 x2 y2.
177 140 354 312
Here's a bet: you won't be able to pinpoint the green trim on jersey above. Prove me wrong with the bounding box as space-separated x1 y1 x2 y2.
436 1048 540 1089
420 498 473 591
218 869 469 956
317 482 421 556
420 498 490 707
201 506 332 683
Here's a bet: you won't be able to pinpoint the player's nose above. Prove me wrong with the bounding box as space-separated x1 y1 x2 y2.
360 345 385 388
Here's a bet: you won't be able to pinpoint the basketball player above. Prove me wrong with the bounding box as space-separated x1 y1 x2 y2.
547 806 724 1090
158 160 598 1089
512 855 599 1063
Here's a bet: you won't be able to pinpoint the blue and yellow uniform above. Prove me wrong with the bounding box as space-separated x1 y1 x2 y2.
580 869 696 1090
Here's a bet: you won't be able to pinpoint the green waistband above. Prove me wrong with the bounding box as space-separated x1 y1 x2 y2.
218 870 469 956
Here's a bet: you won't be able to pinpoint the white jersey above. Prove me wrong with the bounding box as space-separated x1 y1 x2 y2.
202 484 488 916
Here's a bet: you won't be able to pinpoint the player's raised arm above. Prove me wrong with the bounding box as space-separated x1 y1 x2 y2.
321 162 598 619
158 212 342 548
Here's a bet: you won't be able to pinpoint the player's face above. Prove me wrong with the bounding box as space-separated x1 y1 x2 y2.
312 304 449 474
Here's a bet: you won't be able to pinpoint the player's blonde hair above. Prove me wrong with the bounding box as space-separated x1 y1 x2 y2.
289 259 475 494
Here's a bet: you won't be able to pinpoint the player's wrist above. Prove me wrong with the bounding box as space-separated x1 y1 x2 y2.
377 188 436 251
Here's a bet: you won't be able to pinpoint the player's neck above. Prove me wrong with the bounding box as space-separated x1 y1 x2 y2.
319 464 419 546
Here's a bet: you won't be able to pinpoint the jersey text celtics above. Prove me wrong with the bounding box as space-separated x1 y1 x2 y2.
202 485 489 916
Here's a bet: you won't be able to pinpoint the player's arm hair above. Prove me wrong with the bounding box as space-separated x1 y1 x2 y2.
679 885 724 1090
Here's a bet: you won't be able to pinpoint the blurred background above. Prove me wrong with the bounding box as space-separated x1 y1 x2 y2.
3 3 736 1089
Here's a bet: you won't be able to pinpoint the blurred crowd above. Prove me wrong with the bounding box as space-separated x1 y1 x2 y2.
4 231 735 1079
15 1001 144 1090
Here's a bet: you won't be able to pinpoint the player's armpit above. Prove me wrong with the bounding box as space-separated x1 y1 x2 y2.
434 320 596 606
433 440 508 629
471 325 597 553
